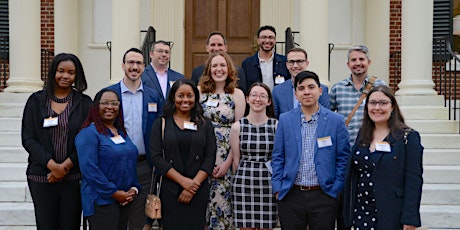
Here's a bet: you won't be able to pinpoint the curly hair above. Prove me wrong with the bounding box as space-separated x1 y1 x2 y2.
198 52 238 94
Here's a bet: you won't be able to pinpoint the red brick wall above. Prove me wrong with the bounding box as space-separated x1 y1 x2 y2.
41 0 54 52
389 0 402 91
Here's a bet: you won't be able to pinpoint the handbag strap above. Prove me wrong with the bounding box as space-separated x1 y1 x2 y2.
345 76 377 126
149 118 165 195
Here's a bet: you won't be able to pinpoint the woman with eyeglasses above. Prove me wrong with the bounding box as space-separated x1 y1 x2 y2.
76 88 140 229
343 85 423 230
21 53 91 229
230 82 278 230
198 51 246 229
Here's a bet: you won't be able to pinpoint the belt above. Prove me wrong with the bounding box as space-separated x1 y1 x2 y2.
293 184 321 191
137 155 147 162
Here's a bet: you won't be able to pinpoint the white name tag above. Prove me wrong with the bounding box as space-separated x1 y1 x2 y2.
205 99 219 107
169 81 175 87
375 141 391 152
43 117 58 127
184 121 197 131
275 75 285 84
148 102 158 112
111 135 126 144
317 136 333 148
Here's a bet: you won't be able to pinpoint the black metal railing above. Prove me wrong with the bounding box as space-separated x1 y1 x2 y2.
40 49 54 88
275 27 299 56
389 51 401 92
140 26 156 67
432 36 459 125
0 36 8 91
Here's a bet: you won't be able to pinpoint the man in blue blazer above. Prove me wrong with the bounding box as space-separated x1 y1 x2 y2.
273 47 330 118
271 71 350 229
141 40 184 102
242 25 290 91
106 48 163 229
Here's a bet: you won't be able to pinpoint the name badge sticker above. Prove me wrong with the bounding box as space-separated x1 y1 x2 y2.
43 117 58 127
111 135 126 144
275 75 285 84
184 121 197 131
148 102 158 112
205 99 219 107
317 136 333 148
375 141 391 152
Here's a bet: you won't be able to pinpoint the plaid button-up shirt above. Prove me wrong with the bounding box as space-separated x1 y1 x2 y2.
294 109 319 186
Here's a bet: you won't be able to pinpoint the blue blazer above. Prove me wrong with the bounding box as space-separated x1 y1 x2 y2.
271 106 350 200
241 52 290 89
141 64 184 102
272 80 331 119
343 130 423 229
106 82 163 167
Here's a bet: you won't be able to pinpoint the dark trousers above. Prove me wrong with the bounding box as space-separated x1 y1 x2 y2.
127 159 152 229
278 187 337 230
88 202 131 230
336 193 350 230
28 179 82 230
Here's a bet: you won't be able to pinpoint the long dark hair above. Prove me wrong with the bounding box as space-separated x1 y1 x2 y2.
44 53 88 98
80 88 126 136
162 79 206 127
246 82 275 118
357 85 409 146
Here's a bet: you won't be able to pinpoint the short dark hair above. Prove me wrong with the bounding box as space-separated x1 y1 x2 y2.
286 47 308 60
294 71 320 89
150 40 172 51
247 82 275 118
257 25 276 38
122 47 143 63
44 53 87 97
206 31 227 45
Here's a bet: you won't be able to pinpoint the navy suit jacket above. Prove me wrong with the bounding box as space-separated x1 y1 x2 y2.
141 64 184 102
106 82 163 167
343 130 423 229
191 64 248 94
271 106 350 200
241 52 290 89
272 79 330 119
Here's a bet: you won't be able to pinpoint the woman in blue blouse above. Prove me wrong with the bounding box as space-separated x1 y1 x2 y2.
76 88 141 229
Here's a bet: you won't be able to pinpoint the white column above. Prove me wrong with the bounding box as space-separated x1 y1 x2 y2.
366 1 389 84
54 0 79 54
5 0 42 92
396 0 437 95
298 0 330 86
110 0 141 83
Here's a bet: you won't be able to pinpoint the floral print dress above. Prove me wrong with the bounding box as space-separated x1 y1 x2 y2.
201 92 235 230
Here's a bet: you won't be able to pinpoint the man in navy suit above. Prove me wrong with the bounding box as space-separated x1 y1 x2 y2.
106 48 163 229
242 25 290 91
271 71 350 230
272 47 330 118
141 40 184 102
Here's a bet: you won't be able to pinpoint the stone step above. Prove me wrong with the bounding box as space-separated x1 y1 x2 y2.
0 163 26 182
0 93 31 104
0 131 21 147
0 117 21 132
407 120 459 134
424 165 460 184
0 182 30 202
422 184 460 205
396 95 445 106
420 205 460 229
424 149 460 165
0 103 24 118
400 106 450 120
421 134 460 149
0 202 35 226
0 147 28 163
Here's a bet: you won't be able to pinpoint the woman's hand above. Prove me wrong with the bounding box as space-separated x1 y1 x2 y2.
178 190 194 204
112 190 135 206
180 177 200 194
213 160 231 178
403 225 416 230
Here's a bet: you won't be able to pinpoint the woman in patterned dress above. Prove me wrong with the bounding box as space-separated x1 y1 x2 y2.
230 82 278 230
198 51 246 229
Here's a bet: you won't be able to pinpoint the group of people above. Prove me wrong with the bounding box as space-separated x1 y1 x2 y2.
21 24 424 230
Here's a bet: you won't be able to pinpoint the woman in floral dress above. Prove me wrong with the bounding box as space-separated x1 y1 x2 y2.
198 52 246 229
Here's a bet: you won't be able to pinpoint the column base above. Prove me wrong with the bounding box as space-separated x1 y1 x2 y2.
395 80 438 96
4 79 43 93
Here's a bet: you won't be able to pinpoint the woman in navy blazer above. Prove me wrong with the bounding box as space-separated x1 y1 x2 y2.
150 79 216 230
343 85 423 229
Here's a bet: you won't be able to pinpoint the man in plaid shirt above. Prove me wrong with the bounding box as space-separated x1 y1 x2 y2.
330 45 386 147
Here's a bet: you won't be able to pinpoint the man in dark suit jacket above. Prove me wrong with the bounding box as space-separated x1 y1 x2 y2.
242 25 290 91
106 48 163 229
273 47 330 118
142 40 184 102
191 31 247 94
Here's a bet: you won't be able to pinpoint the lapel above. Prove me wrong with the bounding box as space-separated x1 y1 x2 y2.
141 89 148 134
291 108 303 161
146 65 163 98
165 118 184 171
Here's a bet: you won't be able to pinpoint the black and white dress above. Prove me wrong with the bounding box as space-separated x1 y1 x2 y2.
232 117 278 228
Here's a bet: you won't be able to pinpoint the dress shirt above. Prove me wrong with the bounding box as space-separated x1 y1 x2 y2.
259 52 274 90
120 80 145 155
152 64 168 98
295 109 319 186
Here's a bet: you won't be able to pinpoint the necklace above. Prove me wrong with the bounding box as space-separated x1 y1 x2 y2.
52 92 73 103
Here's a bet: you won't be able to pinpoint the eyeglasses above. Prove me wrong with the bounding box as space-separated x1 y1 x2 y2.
368 100 391 107
125 60 144 67
249 93 269 100
99 100 120 107
287 59 307 66
259 35 275 40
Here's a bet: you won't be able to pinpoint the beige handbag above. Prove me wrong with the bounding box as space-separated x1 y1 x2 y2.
145 118 165 219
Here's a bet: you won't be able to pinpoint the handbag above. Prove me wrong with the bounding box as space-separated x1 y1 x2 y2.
145 118 165 219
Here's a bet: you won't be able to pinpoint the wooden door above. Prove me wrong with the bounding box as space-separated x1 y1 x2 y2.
184 0 260 78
